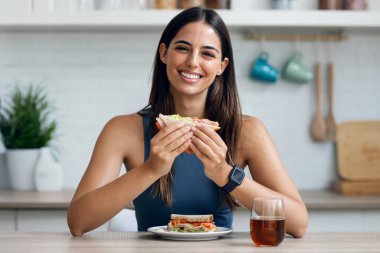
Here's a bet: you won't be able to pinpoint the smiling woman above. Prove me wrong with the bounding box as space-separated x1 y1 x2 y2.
67 7 308 238
159 23 229 98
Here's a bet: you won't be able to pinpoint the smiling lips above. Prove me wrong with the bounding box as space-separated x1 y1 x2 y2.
180 71 202 82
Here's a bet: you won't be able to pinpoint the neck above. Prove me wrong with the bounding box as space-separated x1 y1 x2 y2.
171 94 207 118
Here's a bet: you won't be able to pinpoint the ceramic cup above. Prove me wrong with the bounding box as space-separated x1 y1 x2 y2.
283 53 313 83
251 51 280 83
271 0 292 9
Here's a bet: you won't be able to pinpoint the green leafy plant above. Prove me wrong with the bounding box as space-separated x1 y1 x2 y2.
0 84 57 149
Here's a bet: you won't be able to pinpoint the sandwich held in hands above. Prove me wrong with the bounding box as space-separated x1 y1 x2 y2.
155 114 220 154
167 214 217 232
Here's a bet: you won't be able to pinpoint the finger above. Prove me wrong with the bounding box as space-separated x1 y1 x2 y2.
167 130 193 153
160 125 191 148
192 126 219 152
189 142 208 161
172 139 192 156
155 121 185 142
191 135 214 160
196 124 225 148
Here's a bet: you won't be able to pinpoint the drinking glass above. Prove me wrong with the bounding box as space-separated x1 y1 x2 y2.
250 198 286 247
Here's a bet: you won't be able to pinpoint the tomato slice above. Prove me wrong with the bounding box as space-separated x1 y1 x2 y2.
155 122 162 130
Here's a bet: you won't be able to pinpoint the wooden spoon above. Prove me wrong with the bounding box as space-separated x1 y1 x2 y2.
310 63 327 142
326 62 337 141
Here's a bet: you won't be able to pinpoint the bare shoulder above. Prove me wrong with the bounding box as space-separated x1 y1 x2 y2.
241 115 268 138
103 113 142 137
97 113 143 153
236 115 271 164
103 113 142 135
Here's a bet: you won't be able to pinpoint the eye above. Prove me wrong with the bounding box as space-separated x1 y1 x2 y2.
202 51 216 58
175 46 189 52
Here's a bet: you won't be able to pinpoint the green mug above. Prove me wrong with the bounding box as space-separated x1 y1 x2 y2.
283 53 313 84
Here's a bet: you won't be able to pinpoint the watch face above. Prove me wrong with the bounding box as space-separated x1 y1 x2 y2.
231 166 244 184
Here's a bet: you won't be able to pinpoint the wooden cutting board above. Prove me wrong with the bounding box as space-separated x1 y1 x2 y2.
336 121 380 181
332 180 380 195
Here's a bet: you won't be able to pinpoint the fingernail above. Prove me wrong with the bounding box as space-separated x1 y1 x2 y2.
177 121 185 127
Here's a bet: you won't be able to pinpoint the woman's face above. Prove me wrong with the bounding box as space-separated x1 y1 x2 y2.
159 21 229 98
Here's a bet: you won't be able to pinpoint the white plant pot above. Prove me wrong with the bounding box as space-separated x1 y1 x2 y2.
6 149 40 191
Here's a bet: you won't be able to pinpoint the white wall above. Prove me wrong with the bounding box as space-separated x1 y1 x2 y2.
0 29 379 191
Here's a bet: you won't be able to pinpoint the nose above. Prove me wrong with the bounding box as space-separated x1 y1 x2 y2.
187 51 199 68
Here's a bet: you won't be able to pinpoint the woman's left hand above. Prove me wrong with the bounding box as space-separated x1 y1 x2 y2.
189 124 231 186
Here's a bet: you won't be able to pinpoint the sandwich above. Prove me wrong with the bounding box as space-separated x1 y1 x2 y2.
155 114 220 154
167 214 217 232
156 114 220 131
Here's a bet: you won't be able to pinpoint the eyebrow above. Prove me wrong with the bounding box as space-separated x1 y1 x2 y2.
174 40 220 54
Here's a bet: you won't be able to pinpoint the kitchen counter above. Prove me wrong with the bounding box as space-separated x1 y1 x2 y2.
1 190 380 210
0 190 74 209
1 190 380 232
0 231 379 253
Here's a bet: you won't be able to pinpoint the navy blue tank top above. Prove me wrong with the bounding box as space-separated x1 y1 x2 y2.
133 108 233 231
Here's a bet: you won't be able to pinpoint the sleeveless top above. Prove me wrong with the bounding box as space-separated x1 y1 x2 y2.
133 108 233 231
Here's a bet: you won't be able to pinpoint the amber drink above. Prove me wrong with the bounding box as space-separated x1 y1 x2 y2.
250 198 286 246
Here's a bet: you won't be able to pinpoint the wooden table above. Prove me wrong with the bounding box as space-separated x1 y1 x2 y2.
0 232 379 252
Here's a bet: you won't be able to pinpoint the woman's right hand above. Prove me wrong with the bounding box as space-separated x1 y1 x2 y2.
146 122 193 177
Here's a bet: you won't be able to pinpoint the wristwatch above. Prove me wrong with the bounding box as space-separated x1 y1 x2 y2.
221 165 245 195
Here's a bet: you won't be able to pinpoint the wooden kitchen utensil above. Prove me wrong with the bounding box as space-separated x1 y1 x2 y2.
336 121 380 181
310 63 327 142
326 62 337 141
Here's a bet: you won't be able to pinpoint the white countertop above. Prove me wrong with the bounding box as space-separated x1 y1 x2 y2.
0 232 379 253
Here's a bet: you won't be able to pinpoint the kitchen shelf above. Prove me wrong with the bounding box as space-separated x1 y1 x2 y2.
1 190 380 210
0 10 379 32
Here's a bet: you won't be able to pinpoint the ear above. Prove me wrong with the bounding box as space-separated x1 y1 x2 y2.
159 43 168 64
217 57 229 76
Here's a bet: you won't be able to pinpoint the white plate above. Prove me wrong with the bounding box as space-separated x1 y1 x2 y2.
147 226 232 241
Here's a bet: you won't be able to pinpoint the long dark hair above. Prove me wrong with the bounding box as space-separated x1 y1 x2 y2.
140 7 242 209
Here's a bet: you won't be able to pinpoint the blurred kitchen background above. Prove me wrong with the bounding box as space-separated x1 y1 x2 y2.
0 0 379 232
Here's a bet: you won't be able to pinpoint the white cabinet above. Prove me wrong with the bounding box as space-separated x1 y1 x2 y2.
16 210 108 232
17 210 69 232
309 210 380 232
1 190 380 232
0 210 14 231
0 191 108 232
0 210 108 232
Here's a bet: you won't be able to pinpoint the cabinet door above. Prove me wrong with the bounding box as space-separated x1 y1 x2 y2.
17 210 69 232
0 210 15 231
308 210 380 232
233 210 250 232
17 210 108 232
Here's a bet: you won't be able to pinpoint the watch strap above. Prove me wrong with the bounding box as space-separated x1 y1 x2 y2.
221 165 245 195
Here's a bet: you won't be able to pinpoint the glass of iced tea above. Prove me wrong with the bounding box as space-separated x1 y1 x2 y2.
250 198 286 247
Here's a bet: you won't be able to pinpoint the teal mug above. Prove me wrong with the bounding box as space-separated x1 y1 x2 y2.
251 51 280 84
283 53 313 84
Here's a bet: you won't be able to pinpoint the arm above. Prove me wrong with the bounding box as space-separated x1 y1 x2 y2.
67 115 193 236
230 117 308 238
190 117 308 238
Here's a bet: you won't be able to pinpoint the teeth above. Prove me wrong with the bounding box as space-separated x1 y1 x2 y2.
181 71 200 79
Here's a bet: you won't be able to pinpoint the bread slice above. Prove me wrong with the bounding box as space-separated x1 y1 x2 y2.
170 214 214 223
156 114 220 131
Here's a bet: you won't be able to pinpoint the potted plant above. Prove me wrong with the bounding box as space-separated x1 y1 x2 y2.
0 83 57 191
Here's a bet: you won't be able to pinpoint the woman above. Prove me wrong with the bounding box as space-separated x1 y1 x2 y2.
67 7 308 237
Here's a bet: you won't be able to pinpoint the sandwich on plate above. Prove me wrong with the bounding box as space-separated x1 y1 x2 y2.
156 114 220 154
167 214 217 232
